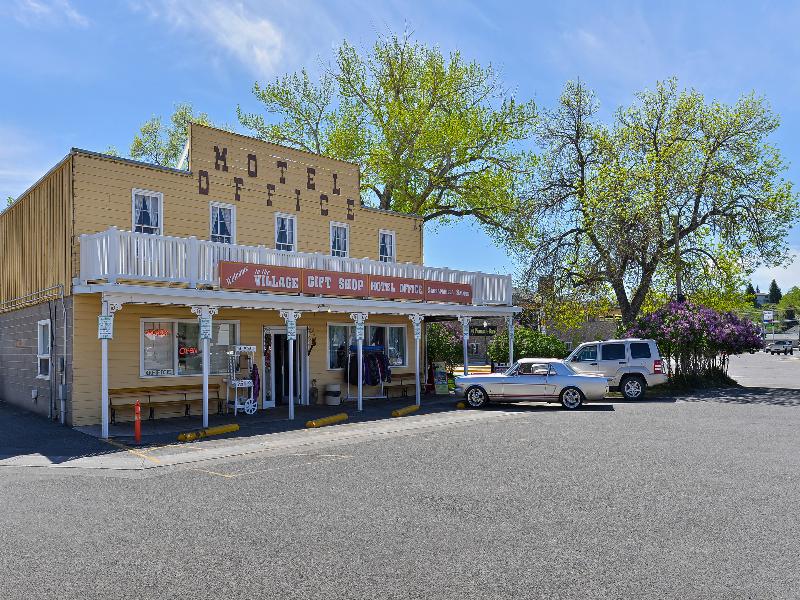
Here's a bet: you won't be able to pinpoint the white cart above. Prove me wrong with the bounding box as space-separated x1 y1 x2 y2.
226 345 258 415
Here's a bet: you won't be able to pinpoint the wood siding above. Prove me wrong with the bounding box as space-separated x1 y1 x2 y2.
0 157 73 304
72 125 423 277
71 294 420 426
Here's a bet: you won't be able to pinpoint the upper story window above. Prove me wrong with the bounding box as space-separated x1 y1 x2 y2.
210 202 235 244
132 189 162 235
379 229 396 262
275 213 296 252
37 319 51 379
330 222 349 258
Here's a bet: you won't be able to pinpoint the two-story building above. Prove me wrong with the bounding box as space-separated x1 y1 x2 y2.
0 124 518 437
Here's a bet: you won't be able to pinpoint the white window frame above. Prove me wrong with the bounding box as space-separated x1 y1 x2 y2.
139 318 239 378
326 322 408 370
131 188 164 235
275 213 297 252
379 229 396 263
209 201 236 244
329 221 349 258
37 319 51 380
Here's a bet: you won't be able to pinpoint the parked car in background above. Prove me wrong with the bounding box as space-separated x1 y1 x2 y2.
765 340 794 355
565 339 667 400
454 358 609 410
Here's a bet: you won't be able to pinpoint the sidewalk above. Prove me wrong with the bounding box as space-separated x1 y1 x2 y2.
75 394 457 445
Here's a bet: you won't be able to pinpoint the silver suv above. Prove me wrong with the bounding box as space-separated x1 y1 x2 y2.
565 338 667 400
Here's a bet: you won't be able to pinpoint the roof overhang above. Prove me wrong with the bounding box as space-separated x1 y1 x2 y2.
73 284 521 318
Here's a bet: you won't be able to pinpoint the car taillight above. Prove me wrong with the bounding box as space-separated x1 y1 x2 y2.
653 359 663 374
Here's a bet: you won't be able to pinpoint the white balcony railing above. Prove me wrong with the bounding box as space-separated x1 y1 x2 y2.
78 227 514 306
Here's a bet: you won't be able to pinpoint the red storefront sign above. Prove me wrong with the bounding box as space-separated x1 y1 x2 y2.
302 269 369 297
367 275 424 301
219 262 301 293
218 261 472 305
423 281 473 304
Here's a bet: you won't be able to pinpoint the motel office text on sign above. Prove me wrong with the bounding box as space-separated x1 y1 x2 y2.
218 261 473 304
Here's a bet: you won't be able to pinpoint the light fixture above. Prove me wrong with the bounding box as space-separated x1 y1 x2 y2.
483 320 488 328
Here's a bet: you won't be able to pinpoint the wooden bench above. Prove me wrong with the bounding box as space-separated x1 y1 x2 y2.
384 375 418 399
108 384 223 423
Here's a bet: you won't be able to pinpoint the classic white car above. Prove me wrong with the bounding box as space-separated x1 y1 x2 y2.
454 358 609 410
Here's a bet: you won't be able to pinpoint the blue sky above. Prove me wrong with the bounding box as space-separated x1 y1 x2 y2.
3 0 800 291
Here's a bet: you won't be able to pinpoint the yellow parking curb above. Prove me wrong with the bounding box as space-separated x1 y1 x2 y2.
391 404 420 418
455 401 467 409
306 413 348 428
177 423 240 442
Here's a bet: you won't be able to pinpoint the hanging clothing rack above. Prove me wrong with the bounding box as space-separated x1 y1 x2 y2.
344 345 389 402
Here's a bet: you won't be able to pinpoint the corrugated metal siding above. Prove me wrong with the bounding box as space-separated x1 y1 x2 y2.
0 157 73 303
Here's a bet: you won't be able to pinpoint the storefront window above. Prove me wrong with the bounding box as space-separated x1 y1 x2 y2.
387 326 406 367
142 320 236 377
328 323 406 368
328 324 355 369
143 321 175 376
177 322 235 375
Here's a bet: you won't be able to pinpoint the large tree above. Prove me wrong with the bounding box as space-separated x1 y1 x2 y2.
768 279 783 304
130 103 214 167
237 33 537 228
511 78 798 325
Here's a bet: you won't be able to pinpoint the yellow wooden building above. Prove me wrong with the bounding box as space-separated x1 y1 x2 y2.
0 124 517 435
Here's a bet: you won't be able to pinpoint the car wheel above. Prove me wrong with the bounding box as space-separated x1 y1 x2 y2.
560 387 583 410
621 375 646 400
465 386 488 409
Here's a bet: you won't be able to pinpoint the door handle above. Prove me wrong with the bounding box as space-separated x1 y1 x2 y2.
590 362 598 366
619 361 627 364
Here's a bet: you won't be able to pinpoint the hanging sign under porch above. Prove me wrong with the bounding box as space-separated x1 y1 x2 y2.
98 315 114 339
218 261 472 305
199 316 212 340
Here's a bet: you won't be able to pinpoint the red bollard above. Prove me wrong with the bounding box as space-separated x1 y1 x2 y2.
134 400 141 444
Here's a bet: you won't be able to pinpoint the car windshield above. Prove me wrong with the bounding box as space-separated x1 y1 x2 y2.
505 361 573 376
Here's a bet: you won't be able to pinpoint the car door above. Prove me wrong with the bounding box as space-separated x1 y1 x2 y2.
501 362 550 399
598 342 627 384
569 344 599 375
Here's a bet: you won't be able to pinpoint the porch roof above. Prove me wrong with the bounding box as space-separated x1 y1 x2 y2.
74 283 520 318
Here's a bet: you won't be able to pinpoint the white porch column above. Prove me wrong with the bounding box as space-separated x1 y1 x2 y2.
279 310 301 420
350 312 368 411
507 315 515 366
191 305 219 429
458 316 472 376
409 314 424 405
98 300 122 439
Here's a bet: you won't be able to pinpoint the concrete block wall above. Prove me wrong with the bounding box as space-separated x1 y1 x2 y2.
0 297 73 422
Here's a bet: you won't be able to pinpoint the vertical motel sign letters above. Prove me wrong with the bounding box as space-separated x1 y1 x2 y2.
198 144 355 222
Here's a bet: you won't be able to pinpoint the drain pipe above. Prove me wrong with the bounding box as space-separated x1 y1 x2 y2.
59 284 67 425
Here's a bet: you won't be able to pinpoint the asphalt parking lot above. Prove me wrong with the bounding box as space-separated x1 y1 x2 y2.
1 356 799 599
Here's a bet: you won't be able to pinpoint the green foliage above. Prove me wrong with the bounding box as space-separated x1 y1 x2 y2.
487 326 568 363
425 322 463 371
511 78 800 326
238 32 537 230
768 279 783 304
745 282 757 307
778 286 800 308
130 103 214 167
6 196 14 207
103 145 120 157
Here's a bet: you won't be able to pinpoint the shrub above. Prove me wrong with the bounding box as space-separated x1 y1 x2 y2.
487 326 568 363
625 301 763 377
426 322 463 372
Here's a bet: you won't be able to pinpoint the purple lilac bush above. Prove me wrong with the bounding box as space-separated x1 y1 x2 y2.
625 301 763 376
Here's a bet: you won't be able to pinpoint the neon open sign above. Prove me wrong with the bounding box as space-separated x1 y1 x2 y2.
145 328 171 338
